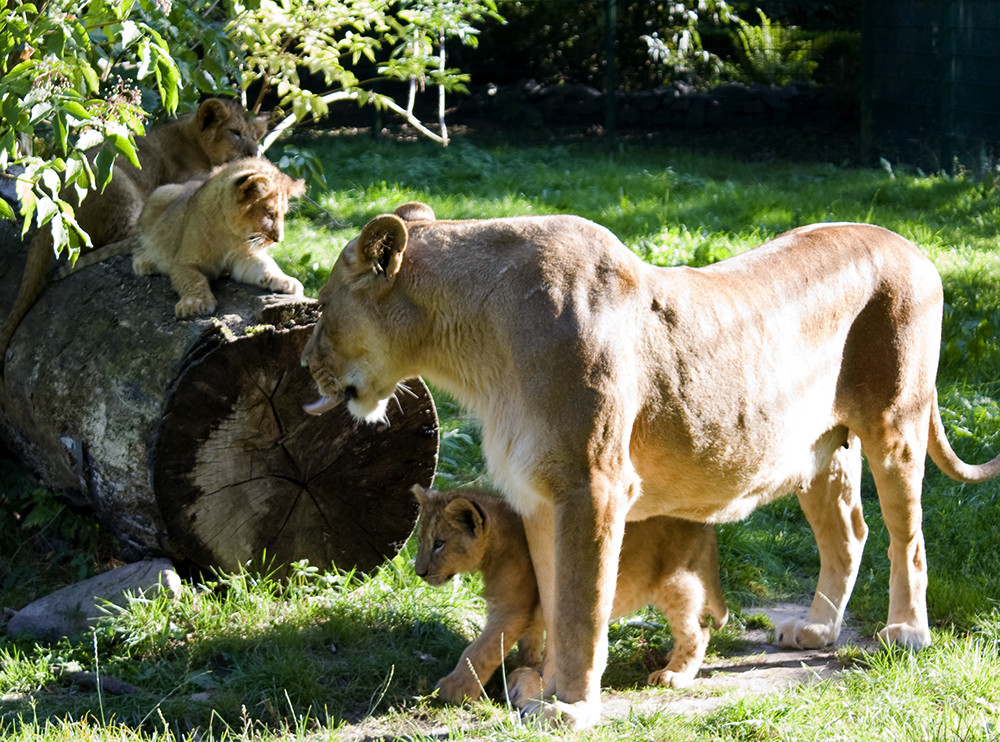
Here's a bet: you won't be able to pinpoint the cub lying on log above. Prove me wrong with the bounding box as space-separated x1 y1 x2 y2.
0 98 268 363
412 484 727 705
130 156 306 317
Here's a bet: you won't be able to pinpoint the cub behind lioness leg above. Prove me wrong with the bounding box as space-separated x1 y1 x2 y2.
132 156 306 317
412 485 727 705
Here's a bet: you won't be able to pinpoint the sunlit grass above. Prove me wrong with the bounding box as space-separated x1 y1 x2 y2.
4 129 1000 740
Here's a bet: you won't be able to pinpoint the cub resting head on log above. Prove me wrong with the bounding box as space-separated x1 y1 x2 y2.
0 98 268 366
302 202 1000 729
130 156 306 318
412 484 726 706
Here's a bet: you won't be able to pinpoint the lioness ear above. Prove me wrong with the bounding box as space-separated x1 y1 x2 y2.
355 214 408 286
445 497 485 538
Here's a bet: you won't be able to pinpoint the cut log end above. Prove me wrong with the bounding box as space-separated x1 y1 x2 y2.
155 325 439 573
1 220 439 576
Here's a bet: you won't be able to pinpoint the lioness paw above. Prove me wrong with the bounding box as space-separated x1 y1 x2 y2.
878 623 932 650
175 294 217 318
775 618 838 649
519 698 601 732
507 667 544 709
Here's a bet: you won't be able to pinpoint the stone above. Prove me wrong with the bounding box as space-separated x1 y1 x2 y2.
5 558 181 641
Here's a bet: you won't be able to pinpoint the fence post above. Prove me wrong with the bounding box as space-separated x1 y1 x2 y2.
939 0 957 171
604 0 617 146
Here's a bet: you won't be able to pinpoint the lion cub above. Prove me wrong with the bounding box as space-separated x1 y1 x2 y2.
132 156 306 318
1 98 268 362
412 485 728 705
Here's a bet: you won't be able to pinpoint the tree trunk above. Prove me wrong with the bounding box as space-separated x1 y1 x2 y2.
0 219 438 575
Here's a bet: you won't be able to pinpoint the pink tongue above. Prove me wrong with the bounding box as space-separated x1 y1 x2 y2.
303 396 339 416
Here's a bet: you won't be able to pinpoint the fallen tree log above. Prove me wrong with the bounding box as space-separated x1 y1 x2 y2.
0 218 438 574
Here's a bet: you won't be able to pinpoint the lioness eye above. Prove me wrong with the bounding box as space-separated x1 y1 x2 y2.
433 540 445 552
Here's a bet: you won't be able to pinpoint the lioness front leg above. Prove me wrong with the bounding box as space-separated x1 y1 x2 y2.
517 479 627 730
776 435 867 649
230 254 304 296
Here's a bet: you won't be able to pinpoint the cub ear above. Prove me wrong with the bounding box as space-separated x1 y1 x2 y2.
196 98 231 130
411 483 430 506
355 214 408 286
445 497 485 538
235 172 268 201
252 112 270 140
287 176 307 199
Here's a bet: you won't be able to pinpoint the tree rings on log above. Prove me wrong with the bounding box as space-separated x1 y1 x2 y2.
0 218 438 574
155 328 439 574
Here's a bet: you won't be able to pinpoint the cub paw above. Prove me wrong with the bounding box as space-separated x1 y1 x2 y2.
175 294 217 318
775 618 838 649
647 668 694 689
266 274 304 296
506 667 544 709
435 670 483 705
132 255 158 276
878 623 931 650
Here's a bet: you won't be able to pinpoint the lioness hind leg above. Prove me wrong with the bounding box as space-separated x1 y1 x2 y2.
776 435 867 649
865 428 932 649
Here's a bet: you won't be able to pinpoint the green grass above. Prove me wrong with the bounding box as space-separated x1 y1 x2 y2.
4 128 1000 740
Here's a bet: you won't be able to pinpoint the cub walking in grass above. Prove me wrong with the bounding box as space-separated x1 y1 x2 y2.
133 156 306 318
412 484 728 705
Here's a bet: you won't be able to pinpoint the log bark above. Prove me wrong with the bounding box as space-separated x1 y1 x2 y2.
0 218 438 574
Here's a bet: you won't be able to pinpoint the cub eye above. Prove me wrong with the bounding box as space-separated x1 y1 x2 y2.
433 540 445 552
230 128 243 140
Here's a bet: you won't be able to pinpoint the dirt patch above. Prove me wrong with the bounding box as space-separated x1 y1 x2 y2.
339 603 875 739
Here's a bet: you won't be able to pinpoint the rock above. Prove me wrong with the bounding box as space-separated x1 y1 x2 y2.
5 559 181 641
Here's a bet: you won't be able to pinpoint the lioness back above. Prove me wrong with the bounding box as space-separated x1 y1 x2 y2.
413 484 727 703
0 98 268 366
132 156 306 318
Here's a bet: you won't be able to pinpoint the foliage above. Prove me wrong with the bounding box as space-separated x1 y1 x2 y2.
0 0 195 261
231 0 502 147
730 8 817 85
641 1 735 86
0 0 500 263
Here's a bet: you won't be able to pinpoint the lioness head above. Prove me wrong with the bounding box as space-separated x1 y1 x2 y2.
411 484 489 587
301 203 435 422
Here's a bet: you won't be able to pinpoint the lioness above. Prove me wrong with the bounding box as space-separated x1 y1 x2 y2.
0 98 268 363
412 484 726 704
301 203 1000 729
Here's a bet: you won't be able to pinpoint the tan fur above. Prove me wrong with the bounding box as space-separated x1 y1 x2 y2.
131 156 305 317
301 203 1000 729
413 485 726 705
0 99 268 361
